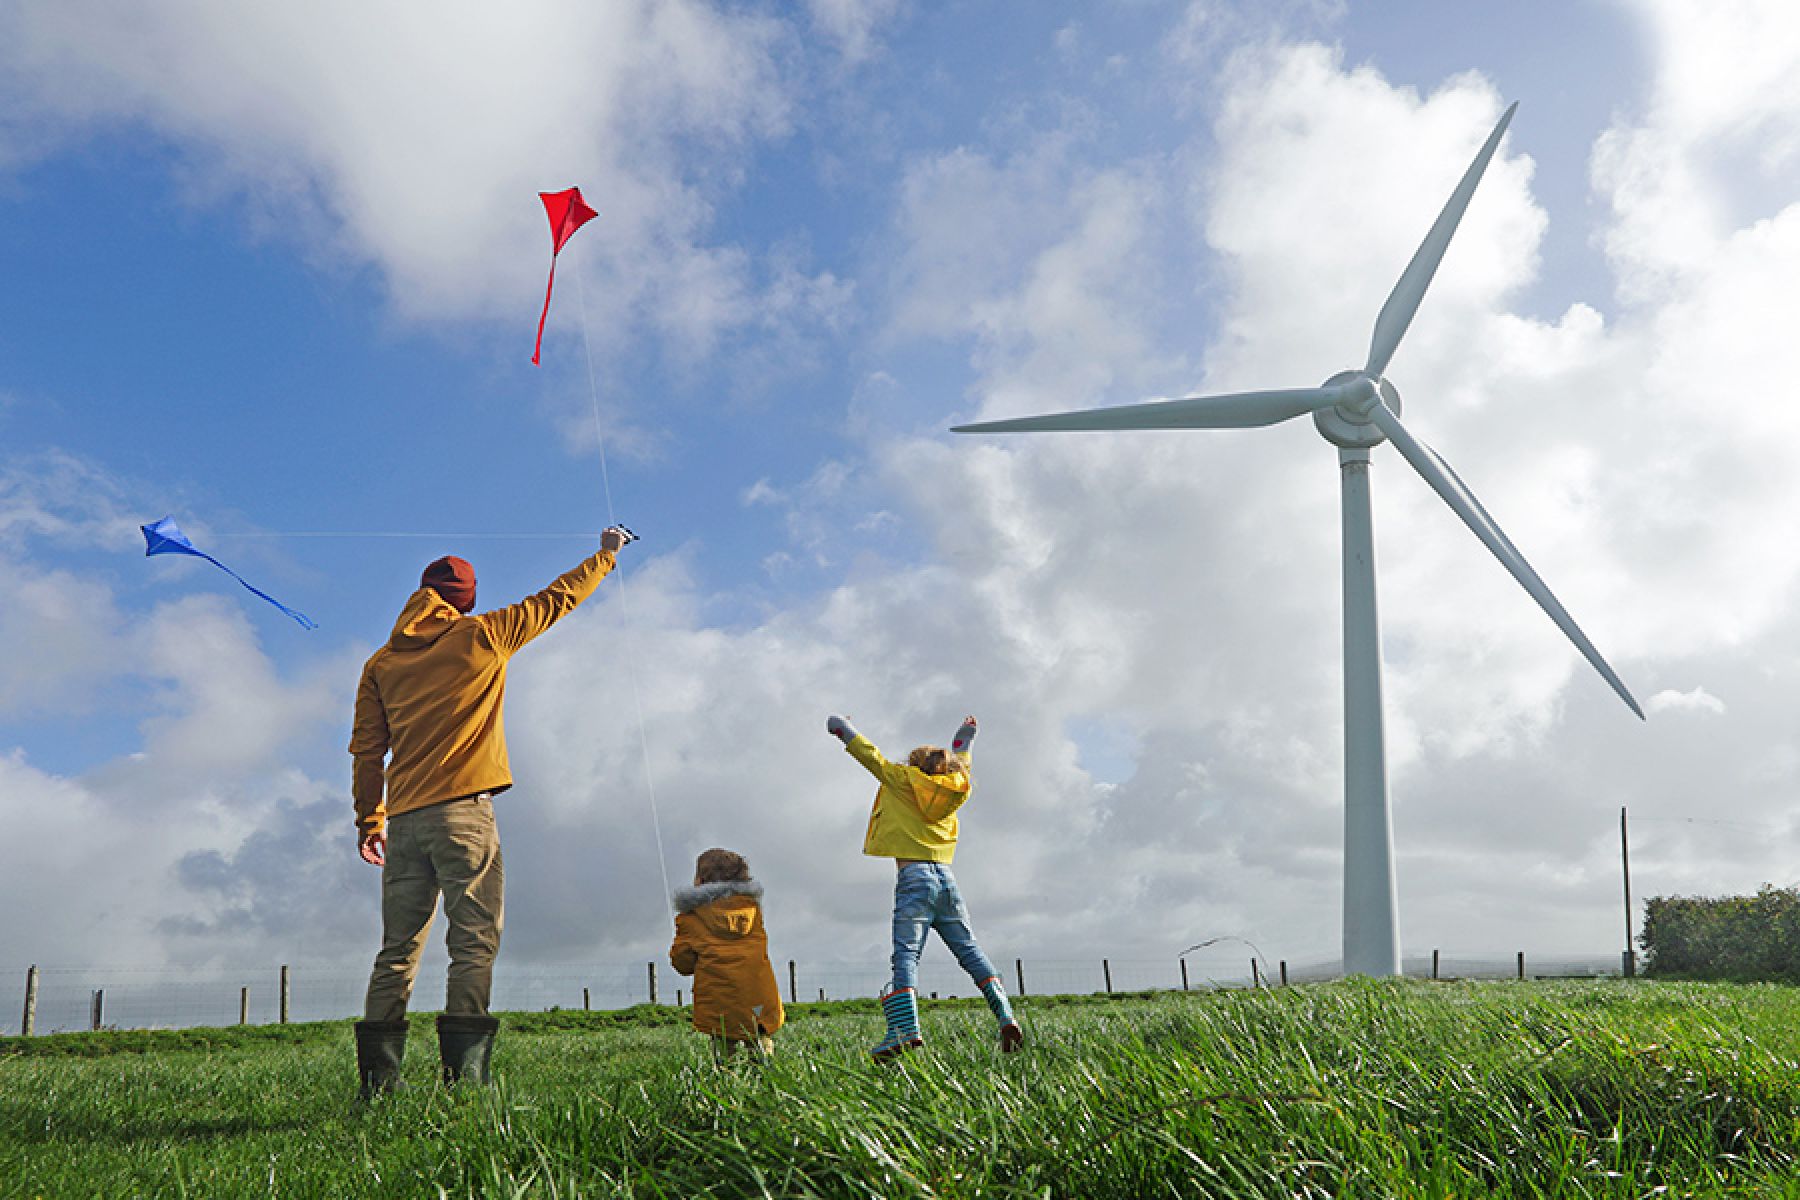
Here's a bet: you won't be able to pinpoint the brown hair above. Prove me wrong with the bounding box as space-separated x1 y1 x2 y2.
694 847 751 885
908 746 968 777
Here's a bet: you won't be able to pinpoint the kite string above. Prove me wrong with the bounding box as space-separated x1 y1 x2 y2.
573 266 674 913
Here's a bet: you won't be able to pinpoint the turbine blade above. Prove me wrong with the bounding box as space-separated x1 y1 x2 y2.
1366 403 1644 719
1364 102 1518 379
952 387 1342 434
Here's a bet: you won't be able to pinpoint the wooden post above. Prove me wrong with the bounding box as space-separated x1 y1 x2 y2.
1015 958 1026 997
1180 958 1189 991
279 965 291 1024
1432 948 1440 980
818 987 825 1003
1516 951 1525 980
1103 959 1113 994
1251 958 1263 988
1279 960 1288 986
1621 805 1637 978
238 986 249 1026
583 987 591 1012
21 965 37 1038
788 959 797 1004
90 988 103 1032
647 961 658 1005
676 989 683 1007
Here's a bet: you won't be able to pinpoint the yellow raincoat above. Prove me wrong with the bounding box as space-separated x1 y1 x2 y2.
348 549 615 835
846 735 971 863
670 881 785 1040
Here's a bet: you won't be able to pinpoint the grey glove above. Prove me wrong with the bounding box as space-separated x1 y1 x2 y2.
827 715 859 743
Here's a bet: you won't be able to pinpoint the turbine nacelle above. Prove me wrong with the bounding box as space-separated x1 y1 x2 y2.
1314 371 1399 450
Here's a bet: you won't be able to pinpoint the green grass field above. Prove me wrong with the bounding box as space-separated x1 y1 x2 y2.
4 980 1800 1198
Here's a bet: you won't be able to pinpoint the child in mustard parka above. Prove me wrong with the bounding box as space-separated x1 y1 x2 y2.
826 713 1022 1060
670 848 785 1058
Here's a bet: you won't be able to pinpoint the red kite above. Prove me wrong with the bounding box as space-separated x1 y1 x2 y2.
532 187 599 366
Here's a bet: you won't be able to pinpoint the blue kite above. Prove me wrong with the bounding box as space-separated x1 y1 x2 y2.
141 516 317 630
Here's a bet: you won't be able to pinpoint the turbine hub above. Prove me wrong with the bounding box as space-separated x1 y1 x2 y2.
1314 370 1400 449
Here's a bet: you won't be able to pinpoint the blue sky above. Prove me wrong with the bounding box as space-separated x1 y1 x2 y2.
5 0 1800 996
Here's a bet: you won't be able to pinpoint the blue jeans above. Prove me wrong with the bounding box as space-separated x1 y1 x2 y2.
889 862 1000 993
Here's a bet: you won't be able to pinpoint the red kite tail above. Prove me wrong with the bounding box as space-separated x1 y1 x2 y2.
532 254 560 367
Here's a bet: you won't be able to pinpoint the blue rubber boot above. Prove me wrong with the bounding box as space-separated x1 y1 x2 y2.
872 987 923 1062
980 976 1024 1052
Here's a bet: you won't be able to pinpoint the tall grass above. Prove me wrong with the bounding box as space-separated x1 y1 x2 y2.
4 981 1800 1197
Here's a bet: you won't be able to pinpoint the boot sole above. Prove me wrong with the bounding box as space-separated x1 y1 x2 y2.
870 1037 924 1063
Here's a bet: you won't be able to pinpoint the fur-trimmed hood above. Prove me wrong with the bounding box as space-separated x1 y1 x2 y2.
672 879 764 915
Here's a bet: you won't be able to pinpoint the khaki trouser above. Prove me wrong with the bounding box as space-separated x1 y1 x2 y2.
364 794 504 1023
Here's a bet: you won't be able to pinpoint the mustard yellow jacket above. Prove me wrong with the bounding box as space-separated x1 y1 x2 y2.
670 881 785 1039
848 735 971 863
348 549 616 835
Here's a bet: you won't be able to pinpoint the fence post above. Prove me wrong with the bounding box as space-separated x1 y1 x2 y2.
647 961 658 1005
1251 959 1262 988
1516 951 1525 980
676 989 683 1007
1015 958 1026 997
21 965 37 1037
90 988 104 1032
583 987 591 1012
818 987 825 1003
1102 959 1113 994
238 986 249 1026
788 960 797 1004
1180 958 1189 991
1432 949 1440 981
280 965 291 1024
1279 960 1288 986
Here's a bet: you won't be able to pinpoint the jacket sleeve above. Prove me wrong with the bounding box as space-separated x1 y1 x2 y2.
477 548 617 658
670 912 700 977
348 663 390 835
845 735 912 790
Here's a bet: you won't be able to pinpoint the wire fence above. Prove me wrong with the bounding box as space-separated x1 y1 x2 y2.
1 950 1631 1037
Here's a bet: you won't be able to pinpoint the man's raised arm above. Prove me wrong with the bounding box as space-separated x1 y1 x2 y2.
480 527 629 656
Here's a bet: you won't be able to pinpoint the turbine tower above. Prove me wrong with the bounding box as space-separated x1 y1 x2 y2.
952 103 1643 977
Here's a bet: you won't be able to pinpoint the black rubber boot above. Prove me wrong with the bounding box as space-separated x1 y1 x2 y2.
354 1019 410 1101
437 1013 499 1085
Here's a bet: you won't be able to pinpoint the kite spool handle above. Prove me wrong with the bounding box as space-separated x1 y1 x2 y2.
610 525 640 545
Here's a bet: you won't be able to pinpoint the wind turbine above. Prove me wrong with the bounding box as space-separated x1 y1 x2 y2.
951 103 1643 978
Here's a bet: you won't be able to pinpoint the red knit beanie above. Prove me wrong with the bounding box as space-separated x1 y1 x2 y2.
420 555 476 613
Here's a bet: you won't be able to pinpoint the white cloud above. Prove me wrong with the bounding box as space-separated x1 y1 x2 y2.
805 0 906 65
1647 686 1726 716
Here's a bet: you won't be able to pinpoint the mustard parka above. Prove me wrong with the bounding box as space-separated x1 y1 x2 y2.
845 735 971 863
348 548 616 835
669 881 786 1039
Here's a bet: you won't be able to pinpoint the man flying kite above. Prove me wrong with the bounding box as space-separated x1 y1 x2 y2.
349 528 631 1097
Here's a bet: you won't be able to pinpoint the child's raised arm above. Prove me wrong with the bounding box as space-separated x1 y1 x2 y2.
828 714 907 786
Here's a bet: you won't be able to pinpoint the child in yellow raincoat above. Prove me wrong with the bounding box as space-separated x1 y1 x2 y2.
826 713 1022 1060
670 848 785 1058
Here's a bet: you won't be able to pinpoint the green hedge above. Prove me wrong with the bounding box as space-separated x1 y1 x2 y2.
1642 885 1800 981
